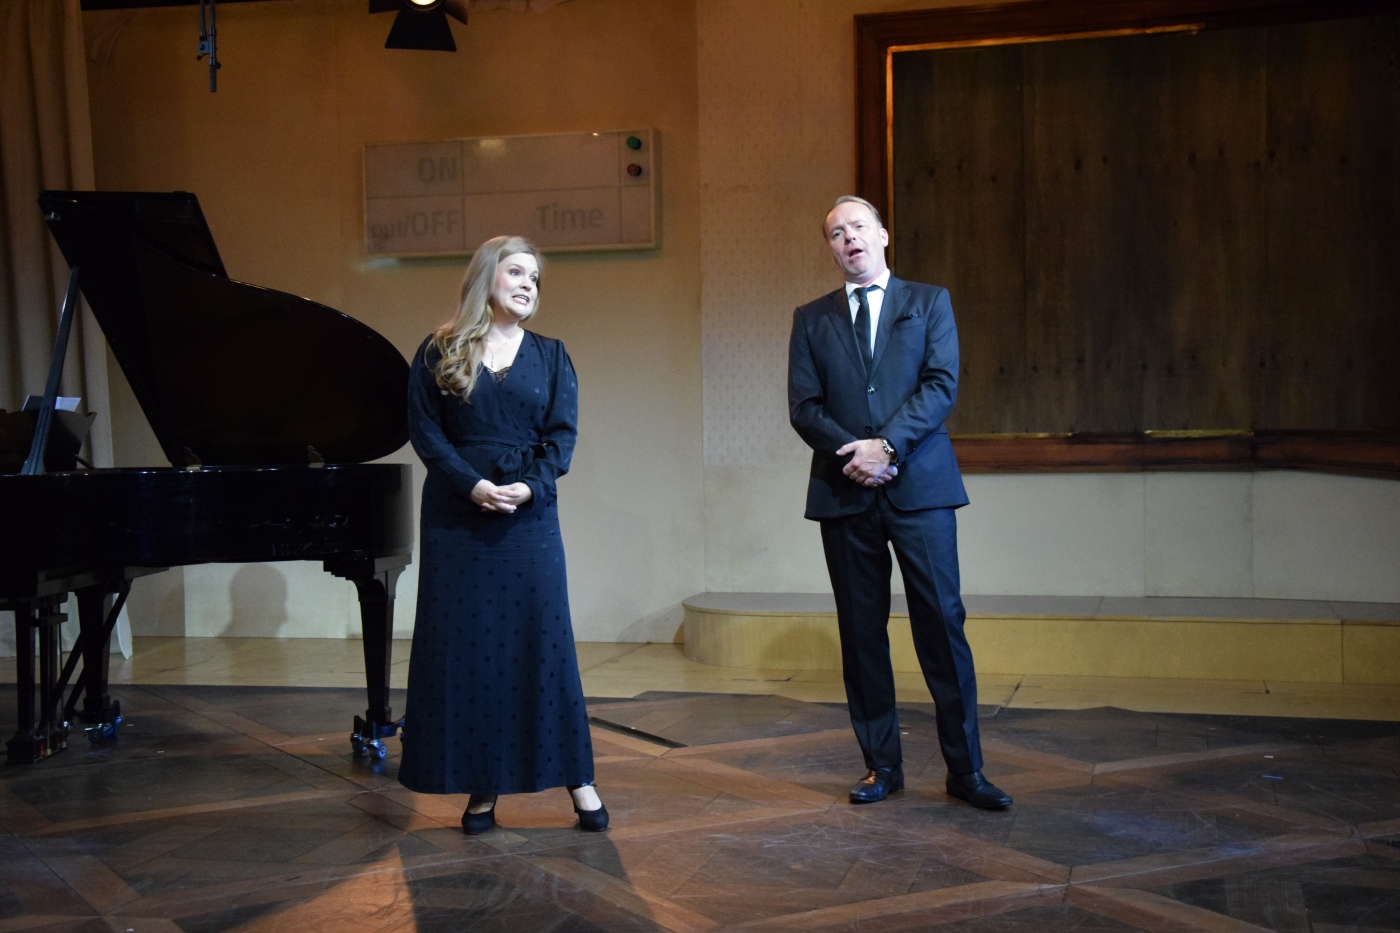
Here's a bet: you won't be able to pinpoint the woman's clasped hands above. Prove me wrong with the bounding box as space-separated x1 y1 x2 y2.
471 479 533 513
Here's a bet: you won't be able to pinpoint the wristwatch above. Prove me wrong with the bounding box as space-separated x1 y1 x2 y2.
879 437 898 463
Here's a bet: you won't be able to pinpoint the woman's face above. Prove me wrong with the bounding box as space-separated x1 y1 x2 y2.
490 251 539 322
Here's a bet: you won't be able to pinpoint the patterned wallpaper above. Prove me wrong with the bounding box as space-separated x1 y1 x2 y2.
700 190 827 468
697 0 935 468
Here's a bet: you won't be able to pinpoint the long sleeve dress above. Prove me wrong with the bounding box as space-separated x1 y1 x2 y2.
397 331 594 796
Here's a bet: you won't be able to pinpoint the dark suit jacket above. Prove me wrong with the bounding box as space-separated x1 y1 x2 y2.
788 276 969 519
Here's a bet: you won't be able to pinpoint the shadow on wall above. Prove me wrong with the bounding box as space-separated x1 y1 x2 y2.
123 568 187 637
157 574 185 633
559 433 669 642
616 602 685 643
222 563 289 637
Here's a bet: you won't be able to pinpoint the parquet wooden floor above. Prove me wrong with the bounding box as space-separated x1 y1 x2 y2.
2 685 1398 931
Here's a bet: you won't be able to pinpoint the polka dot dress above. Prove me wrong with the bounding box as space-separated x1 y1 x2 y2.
398 333 593 796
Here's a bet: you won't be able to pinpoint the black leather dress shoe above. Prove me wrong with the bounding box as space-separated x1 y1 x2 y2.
849 766 904 803
945 771 1013 810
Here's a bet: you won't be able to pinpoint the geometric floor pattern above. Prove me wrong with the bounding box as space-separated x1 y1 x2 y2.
2 685 1398 932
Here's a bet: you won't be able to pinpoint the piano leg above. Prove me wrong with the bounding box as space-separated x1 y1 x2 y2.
326 556 409 761
73 585 123 744
5 597 70 764
5 605 38 763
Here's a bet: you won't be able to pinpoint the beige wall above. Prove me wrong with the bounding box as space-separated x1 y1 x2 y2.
70 0 1397 656
693 0 1400 604
697 0 942 595
87 0 703 641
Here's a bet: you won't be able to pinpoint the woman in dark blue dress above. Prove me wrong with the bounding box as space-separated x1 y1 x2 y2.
398 235 606 834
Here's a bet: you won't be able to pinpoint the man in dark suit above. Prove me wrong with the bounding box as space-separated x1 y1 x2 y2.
788 195 1011 810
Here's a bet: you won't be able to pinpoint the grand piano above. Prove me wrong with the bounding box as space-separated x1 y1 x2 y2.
1 191 413 764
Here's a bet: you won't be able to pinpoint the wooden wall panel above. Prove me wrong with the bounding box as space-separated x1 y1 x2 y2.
1262 16 1400 431
892 47 1026 433
1010 28 1265 433
1022 35 1153 433
1128 29 1266 432
890 12 1398 438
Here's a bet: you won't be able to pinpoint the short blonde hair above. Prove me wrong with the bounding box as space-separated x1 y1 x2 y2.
430 236 543 399
824 195 884 235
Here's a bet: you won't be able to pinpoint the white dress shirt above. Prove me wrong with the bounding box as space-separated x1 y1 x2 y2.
845 269 891 357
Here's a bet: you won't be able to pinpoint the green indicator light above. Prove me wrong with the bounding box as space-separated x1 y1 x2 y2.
626 136 642 150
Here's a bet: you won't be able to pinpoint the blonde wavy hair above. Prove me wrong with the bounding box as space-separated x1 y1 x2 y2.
430 236 543 399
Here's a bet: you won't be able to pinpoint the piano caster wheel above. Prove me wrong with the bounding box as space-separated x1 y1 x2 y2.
83 702 123 746
84 722 120 745
350 736 387 760
350 715 400 761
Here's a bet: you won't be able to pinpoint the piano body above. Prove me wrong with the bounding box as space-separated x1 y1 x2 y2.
1 191 414 764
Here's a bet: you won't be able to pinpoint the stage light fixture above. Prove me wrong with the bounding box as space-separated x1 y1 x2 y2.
369 0 468 52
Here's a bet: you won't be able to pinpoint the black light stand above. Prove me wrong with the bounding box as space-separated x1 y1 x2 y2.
197 0 220 91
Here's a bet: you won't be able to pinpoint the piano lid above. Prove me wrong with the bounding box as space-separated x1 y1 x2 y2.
39 191 409 467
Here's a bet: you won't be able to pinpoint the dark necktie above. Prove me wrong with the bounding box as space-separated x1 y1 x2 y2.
853 287 874 371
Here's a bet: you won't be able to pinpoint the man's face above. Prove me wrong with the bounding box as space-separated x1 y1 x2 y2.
825 202 889 284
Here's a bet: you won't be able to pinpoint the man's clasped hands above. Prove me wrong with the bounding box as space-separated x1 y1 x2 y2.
836 438 899 488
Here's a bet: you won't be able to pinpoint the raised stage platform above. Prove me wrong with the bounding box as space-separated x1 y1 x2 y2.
682 594 1400 685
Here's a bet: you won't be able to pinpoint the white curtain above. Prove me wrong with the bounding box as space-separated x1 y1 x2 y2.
1 0 115 657
0 0 111 465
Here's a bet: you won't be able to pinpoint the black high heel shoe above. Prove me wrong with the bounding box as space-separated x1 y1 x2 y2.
567 783 609 832
461 794 496 835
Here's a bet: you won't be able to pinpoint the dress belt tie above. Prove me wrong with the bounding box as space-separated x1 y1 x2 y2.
455 440 539 484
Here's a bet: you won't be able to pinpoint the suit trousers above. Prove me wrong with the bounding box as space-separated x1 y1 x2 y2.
820 494 983 775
